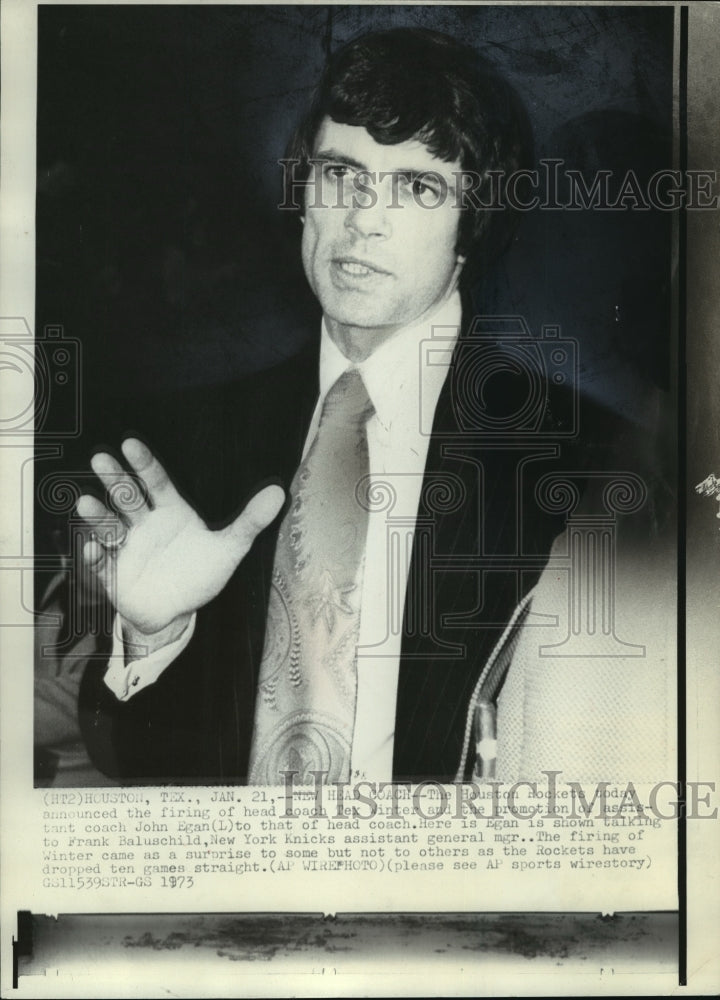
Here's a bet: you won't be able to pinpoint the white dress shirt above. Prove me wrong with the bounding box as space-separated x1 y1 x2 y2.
105 293 462 782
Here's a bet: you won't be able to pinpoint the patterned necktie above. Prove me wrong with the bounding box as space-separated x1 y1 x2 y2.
248 368 374 785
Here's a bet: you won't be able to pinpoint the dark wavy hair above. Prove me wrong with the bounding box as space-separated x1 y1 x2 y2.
285 28 534 276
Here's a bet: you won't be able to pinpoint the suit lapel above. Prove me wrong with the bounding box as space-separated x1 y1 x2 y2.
393 321 567 781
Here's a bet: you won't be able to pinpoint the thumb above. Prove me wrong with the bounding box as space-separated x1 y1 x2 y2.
221 484 285 555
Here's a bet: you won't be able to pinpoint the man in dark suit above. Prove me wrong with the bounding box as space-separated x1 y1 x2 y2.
39 28 673 786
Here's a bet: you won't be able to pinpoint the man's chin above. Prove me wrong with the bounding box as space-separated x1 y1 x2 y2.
326 314 399 339
322 300 400 336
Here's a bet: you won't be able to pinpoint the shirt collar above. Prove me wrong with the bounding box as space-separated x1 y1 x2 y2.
319 292 461 434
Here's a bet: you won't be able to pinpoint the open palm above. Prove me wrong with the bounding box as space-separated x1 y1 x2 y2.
76 438 284 636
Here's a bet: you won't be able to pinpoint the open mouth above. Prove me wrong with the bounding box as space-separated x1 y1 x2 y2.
333 258 391 279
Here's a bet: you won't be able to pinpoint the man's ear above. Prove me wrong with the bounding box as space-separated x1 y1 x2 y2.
450 253 466 291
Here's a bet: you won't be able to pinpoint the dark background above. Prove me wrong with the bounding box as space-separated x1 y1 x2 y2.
34 3 675 547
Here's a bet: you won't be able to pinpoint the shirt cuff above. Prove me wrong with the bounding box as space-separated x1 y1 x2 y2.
104 613 197 701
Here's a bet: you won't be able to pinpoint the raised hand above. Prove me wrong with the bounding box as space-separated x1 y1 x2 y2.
76 438 284 641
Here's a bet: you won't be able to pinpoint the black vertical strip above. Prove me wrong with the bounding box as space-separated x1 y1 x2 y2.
677 4 688 989
322 7 333 61
12 911 33 988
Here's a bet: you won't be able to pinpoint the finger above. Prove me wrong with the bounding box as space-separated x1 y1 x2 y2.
82 539 114 598
76 494 125 545
222 484 285 553
82 537 108 573
90 450 150 524
121 438 180 508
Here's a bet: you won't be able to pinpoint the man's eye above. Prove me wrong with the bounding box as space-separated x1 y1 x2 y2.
323 164 352 180
412 177 438 198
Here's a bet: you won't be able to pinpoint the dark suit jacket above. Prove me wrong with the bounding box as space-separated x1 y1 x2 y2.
75 319 648 785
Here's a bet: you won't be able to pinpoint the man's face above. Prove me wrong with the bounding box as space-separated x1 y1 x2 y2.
301 118 464 359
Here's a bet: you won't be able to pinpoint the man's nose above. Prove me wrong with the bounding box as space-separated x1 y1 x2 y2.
344 174 392 239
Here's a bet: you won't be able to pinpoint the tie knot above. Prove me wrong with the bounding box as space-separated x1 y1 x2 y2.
322 368 375 427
